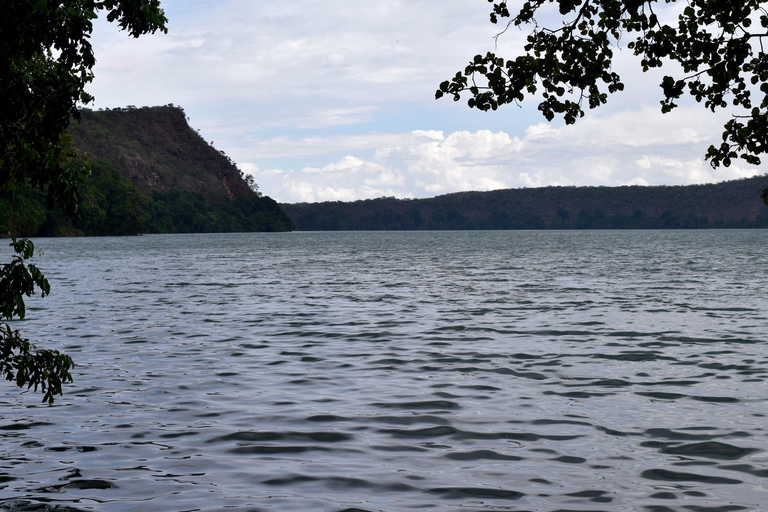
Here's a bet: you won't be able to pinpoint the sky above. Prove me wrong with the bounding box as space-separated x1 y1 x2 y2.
85 0 767 203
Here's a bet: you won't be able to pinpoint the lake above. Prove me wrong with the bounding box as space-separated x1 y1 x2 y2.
1 230 767 512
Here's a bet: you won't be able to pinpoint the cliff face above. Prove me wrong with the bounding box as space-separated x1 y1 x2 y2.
69 105 253 201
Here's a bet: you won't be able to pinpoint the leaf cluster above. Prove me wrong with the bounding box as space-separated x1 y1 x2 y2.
0 238 49 319
436 0 768 170
0 237 72 404
0 325 74 405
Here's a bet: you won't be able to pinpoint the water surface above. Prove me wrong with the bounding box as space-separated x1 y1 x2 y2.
1 231 767 511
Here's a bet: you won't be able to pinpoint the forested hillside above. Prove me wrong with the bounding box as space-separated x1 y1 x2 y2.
281 176 768 230
5 104 766 235
1 106 294 236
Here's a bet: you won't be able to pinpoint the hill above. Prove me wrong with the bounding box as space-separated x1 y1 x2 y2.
281 176 768 230
1 106 294 236
69 105 254 202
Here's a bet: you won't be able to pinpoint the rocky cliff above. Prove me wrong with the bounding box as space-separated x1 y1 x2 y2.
0 105 294 236
69 105 254 202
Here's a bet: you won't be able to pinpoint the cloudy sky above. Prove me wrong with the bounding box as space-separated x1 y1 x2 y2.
85 0 766 203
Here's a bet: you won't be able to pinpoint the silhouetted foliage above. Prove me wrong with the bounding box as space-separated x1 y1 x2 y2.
437 0 768 200
0 238 73 404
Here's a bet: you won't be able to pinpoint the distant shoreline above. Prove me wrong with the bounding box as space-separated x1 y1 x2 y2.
280 176 768 231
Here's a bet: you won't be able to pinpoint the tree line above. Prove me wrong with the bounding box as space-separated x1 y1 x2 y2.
281 177 768 231
1 158 294 237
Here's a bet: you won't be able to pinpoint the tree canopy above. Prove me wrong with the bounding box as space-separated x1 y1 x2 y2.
0 0 167 402
437 0 768 202
1 0 167 212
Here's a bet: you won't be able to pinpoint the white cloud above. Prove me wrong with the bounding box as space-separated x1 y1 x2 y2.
256 129 523 202
525 123 556 140
255 105 767 203
279 173 409 203
365 169 405 188
247 132 417 159
259 168 286 177
88 1 499 120
518 173 540 188
83 1 768 203
621 177 652 186
238 162 259 176
522 105 717 149
412 130 445 140
302 156 368 174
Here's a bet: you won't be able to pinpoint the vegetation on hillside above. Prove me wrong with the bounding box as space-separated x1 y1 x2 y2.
68 105 258 202
1 158 294 237
0 105 295 236
282 176 768 231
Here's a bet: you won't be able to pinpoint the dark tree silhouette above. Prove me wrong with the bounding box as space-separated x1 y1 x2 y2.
436 0 768 203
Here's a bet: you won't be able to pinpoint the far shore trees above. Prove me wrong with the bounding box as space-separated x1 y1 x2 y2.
437 0 768 204
0 0 168 403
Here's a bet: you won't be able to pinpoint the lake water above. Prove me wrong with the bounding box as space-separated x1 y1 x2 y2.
1 230 767 512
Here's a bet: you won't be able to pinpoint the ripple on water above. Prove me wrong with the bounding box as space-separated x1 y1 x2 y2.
2 230 767 512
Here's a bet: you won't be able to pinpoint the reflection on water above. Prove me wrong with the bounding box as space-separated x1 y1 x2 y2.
1 230 767 512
